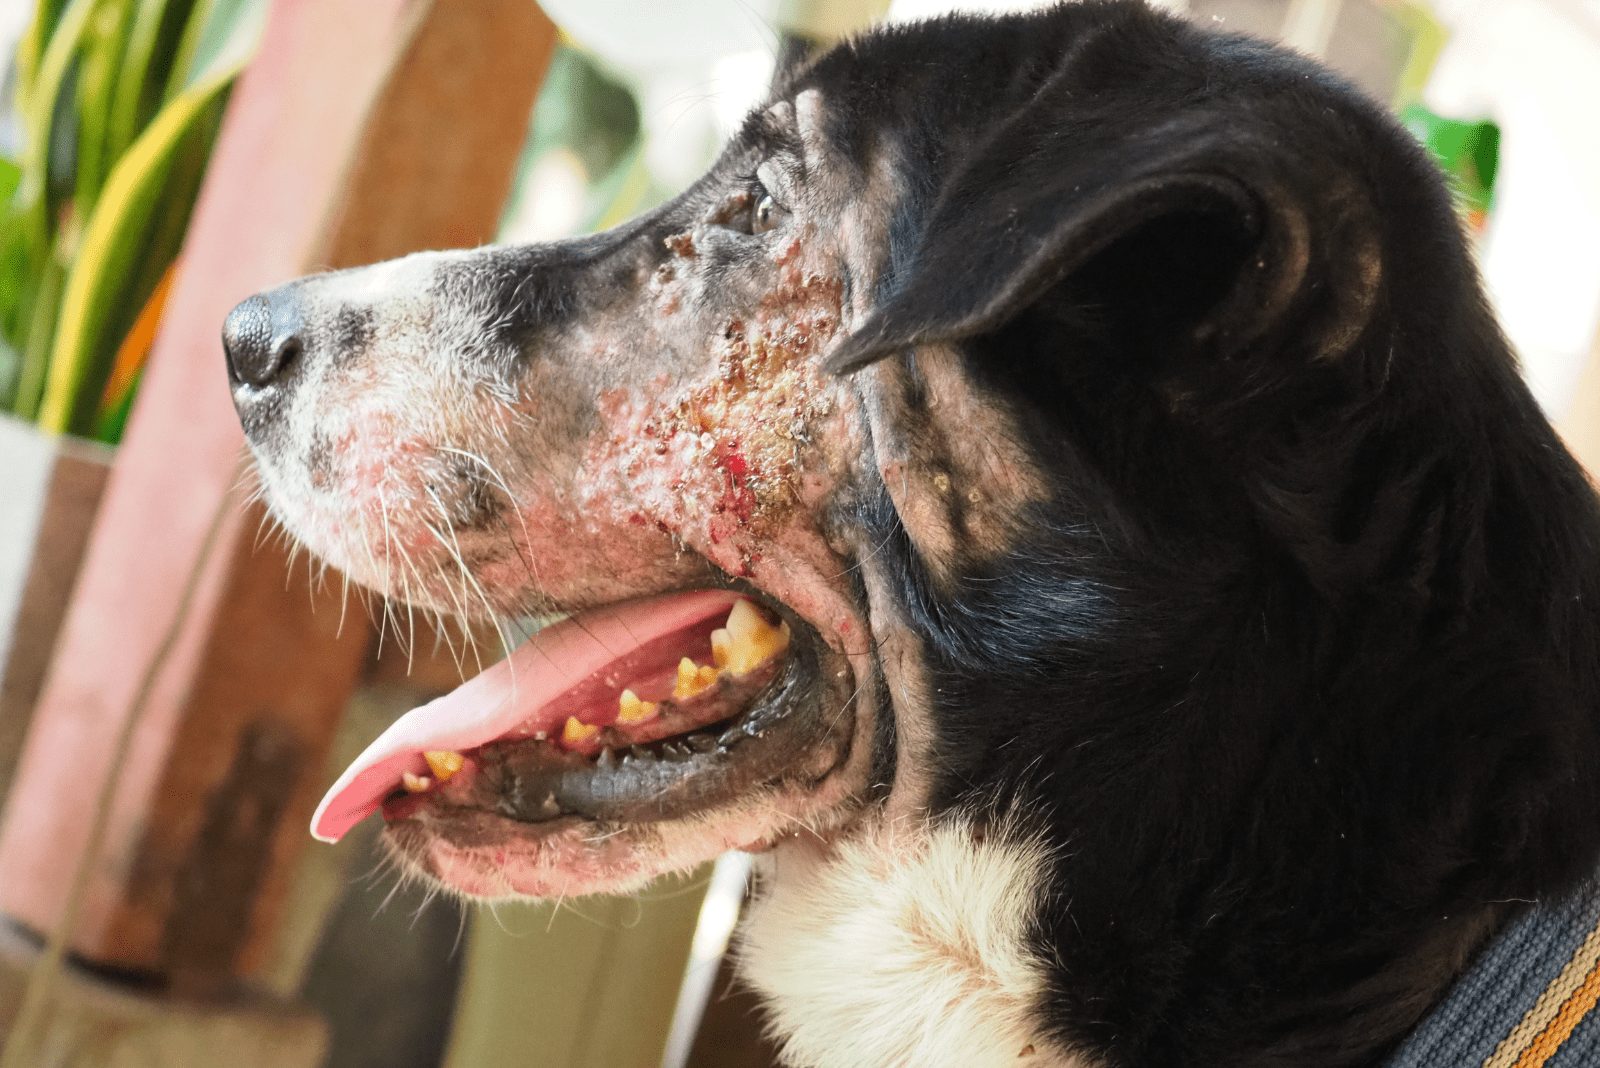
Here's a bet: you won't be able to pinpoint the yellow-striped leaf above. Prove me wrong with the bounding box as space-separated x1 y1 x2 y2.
36 65 236 435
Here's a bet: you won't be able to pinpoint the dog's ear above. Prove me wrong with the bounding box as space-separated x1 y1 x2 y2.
825 111 1321 376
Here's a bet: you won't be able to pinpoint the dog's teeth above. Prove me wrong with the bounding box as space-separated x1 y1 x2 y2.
538 793 561 819
687 734 716 753
617 688 659 725
627 744 656 762
718 601 792 676
597 746 618 769
674 657 718 700
561 717 600 747
725 599 766 641
401 771 433 794
423 750 464 782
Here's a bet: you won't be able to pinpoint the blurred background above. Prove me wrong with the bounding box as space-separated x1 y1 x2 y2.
0 1 1596 1066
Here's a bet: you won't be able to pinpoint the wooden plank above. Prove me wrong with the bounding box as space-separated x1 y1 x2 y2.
1560 330 1600 477
0 419 111 817
0 923 327 1068
0 0 554 987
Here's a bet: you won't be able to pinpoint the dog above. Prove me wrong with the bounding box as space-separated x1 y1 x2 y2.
223 2 1600 1065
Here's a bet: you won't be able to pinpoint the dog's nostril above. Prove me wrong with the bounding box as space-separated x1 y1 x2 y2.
274 335 302 374
223 292 304 389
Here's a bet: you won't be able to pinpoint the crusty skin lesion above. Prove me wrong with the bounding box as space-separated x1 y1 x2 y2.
245 91 889 642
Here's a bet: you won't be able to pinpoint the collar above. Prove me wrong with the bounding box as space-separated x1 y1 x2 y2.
1384 877 1600 1067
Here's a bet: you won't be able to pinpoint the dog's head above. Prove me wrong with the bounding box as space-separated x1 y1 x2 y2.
230 3 1600 1061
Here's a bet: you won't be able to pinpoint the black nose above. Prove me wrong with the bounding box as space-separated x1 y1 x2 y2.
223 292 304 388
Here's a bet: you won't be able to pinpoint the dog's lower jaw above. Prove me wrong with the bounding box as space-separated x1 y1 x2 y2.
738 817 1089 1068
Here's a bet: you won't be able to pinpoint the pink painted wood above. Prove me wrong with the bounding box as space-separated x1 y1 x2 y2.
0 0 553 985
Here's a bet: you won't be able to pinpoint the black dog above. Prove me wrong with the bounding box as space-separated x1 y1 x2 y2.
225 2 1600 1064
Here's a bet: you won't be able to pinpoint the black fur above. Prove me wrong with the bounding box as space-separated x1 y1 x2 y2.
802 3 1600 1065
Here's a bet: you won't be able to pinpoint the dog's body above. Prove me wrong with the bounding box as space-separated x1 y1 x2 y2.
226 3 1600 1065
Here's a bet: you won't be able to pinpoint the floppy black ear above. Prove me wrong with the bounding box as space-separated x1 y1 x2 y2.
825 120 1315 376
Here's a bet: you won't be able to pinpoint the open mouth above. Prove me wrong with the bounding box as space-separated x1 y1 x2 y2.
312 588 847 847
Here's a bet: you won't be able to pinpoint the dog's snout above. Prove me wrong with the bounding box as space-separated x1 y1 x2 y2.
224 292 304 389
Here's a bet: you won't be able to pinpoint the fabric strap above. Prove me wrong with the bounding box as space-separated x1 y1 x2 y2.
1385 878 1600 1067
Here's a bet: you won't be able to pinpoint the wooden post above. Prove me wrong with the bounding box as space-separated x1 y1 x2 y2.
0 421 111 816
0 0 554 1058
1560 330 1600 478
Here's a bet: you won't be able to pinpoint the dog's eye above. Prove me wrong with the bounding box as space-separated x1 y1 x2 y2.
751 191 790 235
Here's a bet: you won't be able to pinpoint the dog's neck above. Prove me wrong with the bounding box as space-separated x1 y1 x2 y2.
738 817 1091 1068
740 821 1600 1068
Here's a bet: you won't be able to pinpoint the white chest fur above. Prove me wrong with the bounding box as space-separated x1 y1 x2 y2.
737 818 1090 1068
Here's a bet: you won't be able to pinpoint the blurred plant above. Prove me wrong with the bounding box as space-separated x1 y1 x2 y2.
499 44 649 241
0 0 261 442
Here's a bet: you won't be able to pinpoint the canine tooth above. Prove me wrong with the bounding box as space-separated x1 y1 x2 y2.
402 772 432 793
538 793 561 819
617 688 659 725
717 601 792 676
423 750 464 781
688 734 716 753
561 717 600 747
597 747 618 769
725 599 767 641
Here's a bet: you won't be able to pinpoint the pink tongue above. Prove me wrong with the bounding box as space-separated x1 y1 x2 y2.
310 589 740 843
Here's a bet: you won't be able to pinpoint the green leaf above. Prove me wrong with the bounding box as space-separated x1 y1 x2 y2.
75 0 137 212
95 365 140 443
105 0 199 161
15 0 72 109
14 0 97 257
36 66 236 434
161 0 263 101
0 159 21 205
11 238 68 420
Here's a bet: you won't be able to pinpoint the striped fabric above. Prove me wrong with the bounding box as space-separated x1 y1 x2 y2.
1384 877 1600 1067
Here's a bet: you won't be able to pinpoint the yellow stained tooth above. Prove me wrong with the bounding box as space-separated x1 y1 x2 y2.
402 771 433 794
711 628 732 669
561 717 601 747
726 599 770 641
719 603 792 676
675 658 715 700
424 750 464 781
617 688 659 724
